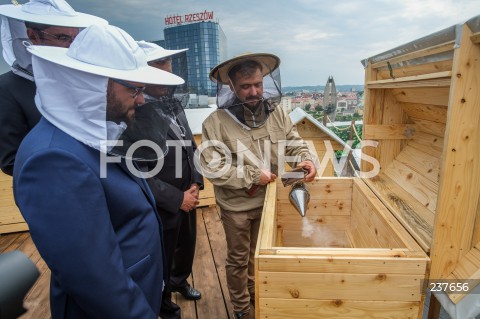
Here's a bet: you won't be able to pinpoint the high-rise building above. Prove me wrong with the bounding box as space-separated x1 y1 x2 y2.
162 12 227 96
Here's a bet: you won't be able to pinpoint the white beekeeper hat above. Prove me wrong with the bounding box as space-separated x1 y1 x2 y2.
27 24 184 85
137 40 188 62
0 0 107 27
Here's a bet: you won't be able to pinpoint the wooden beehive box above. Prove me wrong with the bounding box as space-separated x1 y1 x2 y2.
255 16 480 319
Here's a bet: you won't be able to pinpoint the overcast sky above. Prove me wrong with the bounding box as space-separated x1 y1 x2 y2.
1 0 479 86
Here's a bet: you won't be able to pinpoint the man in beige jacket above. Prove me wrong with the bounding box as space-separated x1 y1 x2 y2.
200 53 316 319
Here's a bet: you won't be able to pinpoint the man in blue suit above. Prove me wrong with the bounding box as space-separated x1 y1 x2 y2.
13 24 184 319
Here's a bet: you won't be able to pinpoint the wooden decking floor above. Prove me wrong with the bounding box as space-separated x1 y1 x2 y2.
0 205 233 319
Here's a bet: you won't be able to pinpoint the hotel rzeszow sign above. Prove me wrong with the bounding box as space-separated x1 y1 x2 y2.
165 11 214 26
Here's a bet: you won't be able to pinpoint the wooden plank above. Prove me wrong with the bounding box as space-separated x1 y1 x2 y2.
395 146 440 185
363 174 434 252
430 24 480 280
257 182 277 251
201 206 233 316
258 298 420 319
366 71 451 89
349 201 382 249
276 215 351 233
407 131 444 159
353 179 427 252
351 189 404 249
410 117 446 137
377 59 453 80
277 178 352 200
361 65 383 173
0 223 29 233
281 229 351 248
257 271 423 301
401 102 448 124
392 87 450 106
0 231 29 252
375 90 407 171
188 208 229 319
384 159 438 213
257 255 427 275
471 31 480 44
277 198 351 216
446 244 480 303
473 200 480 248
363 124 416 140
370 40 455 69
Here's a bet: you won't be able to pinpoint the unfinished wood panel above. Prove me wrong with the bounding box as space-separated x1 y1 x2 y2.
354 179 426 251
277 198 351 216
349 202 382 248
401 102 448 123
363 174 434 252
280 229 351 248
430 24 480 283
407 131 444 159
384 160 438 213
473 199 480 248
257 255 427 275
276 215 351 233
370 40 455 69
361 64 383 173
374 90 407 171
363 124 415 140
276 178 352 200
410 117 446 137
392 87 450 106
257 181 277 253
445 242 480 303
366 71 451 89
351 186 404 249
257 271 423 301
377 59 453 79
471 31 480 44
257 299 420 319
395 146 440 185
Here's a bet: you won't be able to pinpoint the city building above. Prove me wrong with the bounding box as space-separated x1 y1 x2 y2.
162 11 227 97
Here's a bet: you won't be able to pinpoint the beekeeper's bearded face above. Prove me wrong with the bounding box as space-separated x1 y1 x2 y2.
228 61 264 109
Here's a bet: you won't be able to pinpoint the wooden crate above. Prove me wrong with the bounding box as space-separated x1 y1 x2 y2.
256 17 480 318
0 171 28 233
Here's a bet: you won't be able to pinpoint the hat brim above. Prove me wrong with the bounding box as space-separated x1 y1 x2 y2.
209 53 280 84
0 5 107 27
28 45 184 85
146 48 188 63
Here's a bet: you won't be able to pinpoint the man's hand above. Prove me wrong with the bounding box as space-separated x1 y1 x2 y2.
258 169 277 186
297 160 317 182
180 184 200 212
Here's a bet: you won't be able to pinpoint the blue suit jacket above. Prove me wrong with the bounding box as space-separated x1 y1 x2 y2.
13 118 165 319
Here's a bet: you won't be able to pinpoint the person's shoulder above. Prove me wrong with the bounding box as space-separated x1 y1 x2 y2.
0 71 34 90
203 109 225 123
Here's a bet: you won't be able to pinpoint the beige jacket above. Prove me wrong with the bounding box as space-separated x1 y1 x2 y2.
200 106 313 211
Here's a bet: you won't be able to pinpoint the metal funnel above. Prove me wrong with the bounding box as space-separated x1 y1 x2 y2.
289 182 310 217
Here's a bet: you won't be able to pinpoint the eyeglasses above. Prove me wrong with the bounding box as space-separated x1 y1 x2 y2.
38 30 75 44
112 79 146 98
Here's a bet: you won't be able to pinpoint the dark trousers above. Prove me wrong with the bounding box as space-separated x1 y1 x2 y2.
170 209 197 289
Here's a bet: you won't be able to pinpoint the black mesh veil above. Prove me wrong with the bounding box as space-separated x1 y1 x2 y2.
109 95 187 161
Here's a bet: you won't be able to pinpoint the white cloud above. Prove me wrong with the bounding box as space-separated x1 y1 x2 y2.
0 0 479 86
